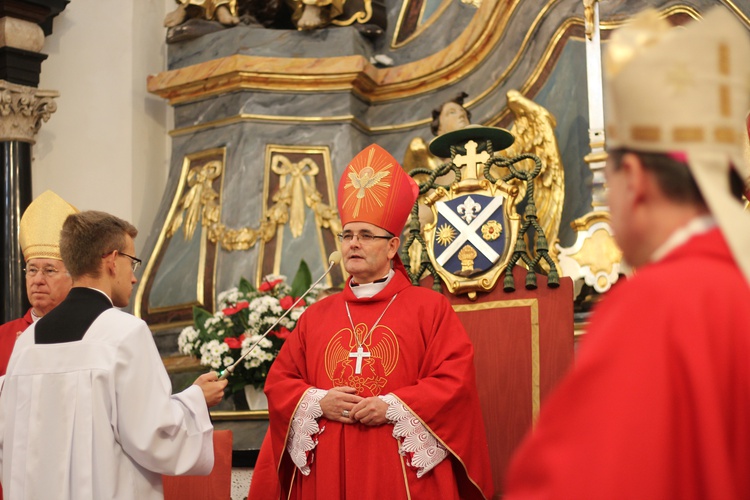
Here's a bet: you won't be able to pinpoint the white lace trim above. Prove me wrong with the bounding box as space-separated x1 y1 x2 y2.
380 394 448 478
287 388 327 475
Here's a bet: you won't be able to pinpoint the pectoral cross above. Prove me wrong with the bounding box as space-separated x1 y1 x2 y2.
349 346 371 374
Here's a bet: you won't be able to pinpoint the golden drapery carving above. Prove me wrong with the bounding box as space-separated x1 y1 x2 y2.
168 160 223 241
273 155 321 238
167 153 340 252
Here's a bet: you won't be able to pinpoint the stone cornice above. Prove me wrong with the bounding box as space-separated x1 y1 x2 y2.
147 0 516 105
0 79 57 142
148 55 378 105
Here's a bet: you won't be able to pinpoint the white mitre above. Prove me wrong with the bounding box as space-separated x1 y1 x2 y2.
603 7 750 284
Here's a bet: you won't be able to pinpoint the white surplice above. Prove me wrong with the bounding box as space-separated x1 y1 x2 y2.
0 309 214 499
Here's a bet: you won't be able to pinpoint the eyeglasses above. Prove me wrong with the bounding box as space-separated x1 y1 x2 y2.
24 266 61 279
103 250 142 272
118 251 142 272
337 232 393 243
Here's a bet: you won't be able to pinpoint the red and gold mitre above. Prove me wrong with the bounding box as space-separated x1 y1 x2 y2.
337 144 419 236
19 190 78 262
604 7 750 284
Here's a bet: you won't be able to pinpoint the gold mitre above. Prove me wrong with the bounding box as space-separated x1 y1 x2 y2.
604 7 750 284
19 190 78 261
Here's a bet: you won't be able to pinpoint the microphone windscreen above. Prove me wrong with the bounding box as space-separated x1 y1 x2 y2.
328 251 342 266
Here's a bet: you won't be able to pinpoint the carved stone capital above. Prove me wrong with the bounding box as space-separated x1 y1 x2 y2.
0 79 58 142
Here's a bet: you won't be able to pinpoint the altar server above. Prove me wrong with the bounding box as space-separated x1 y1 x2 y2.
0 210 227 499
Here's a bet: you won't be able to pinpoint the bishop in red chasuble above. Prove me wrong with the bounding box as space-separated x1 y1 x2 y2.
505 8 750 498
249 144 493 499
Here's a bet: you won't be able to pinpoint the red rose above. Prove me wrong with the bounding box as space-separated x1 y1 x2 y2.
270 326 291 340
258 279 283 292
279 296 302 310
222 301 249 316
224 333 246 349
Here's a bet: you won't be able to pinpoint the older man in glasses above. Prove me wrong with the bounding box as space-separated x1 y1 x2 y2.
249 144 493 500
0 191 77 375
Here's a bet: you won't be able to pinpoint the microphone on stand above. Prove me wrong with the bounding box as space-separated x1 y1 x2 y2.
218 251 342 381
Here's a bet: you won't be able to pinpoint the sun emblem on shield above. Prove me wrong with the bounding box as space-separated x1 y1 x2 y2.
436 224 456 246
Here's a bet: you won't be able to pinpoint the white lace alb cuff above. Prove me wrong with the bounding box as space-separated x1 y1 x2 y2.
380 394 448 478
287 388 327 475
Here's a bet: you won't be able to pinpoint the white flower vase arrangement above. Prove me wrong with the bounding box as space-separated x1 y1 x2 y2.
178 261 314 410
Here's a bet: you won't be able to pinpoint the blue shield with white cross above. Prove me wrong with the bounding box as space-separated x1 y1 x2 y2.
432 194 506 277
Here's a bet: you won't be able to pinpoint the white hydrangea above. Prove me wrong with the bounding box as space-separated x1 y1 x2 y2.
217 287 240 308
181 275 309 384
241 334 273 354
199 339 230 370
177 326 199 355
248 310 261 325
204 316 222 330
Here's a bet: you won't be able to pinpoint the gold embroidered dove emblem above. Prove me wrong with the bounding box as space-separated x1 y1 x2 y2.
349 167 390 199
343 147 392 217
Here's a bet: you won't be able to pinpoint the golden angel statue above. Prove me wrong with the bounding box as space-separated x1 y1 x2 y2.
164 0 240 27
500 89 565 254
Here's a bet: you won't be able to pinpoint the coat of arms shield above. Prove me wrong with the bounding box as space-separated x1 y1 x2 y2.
423 175 520 296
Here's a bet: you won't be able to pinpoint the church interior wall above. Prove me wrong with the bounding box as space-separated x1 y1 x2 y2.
13 0 748 492
137 0 747 335
32 0 174 257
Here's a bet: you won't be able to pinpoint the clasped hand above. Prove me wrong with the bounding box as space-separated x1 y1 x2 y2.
320 386 389 426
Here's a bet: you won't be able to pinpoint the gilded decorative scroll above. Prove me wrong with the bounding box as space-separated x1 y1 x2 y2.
555 211 623 294
134 148 226 329
135 145 342 328
168 160 223 241
200 155 340 258
256 145 343 287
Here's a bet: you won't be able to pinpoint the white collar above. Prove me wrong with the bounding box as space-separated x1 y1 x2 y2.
349 269 395 299
650 215 716 263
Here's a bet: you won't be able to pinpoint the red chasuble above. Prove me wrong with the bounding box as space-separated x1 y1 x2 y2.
250 266 493 499
505 228 750 498
0 309 32 376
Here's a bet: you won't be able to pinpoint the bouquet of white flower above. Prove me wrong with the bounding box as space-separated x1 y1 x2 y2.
178 261 313 394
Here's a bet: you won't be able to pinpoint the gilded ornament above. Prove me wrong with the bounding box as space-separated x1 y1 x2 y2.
458 245 478 275
481 220 502 241
436 224 456 246
272 155 320 238
555 211 623 293
168 161 223 241
167 153 340 252
502 90 565 259
453 139 490 180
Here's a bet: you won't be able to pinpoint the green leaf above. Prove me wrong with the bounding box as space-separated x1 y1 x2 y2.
192 306 213 331
290 260 312 298
238 277 256 295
